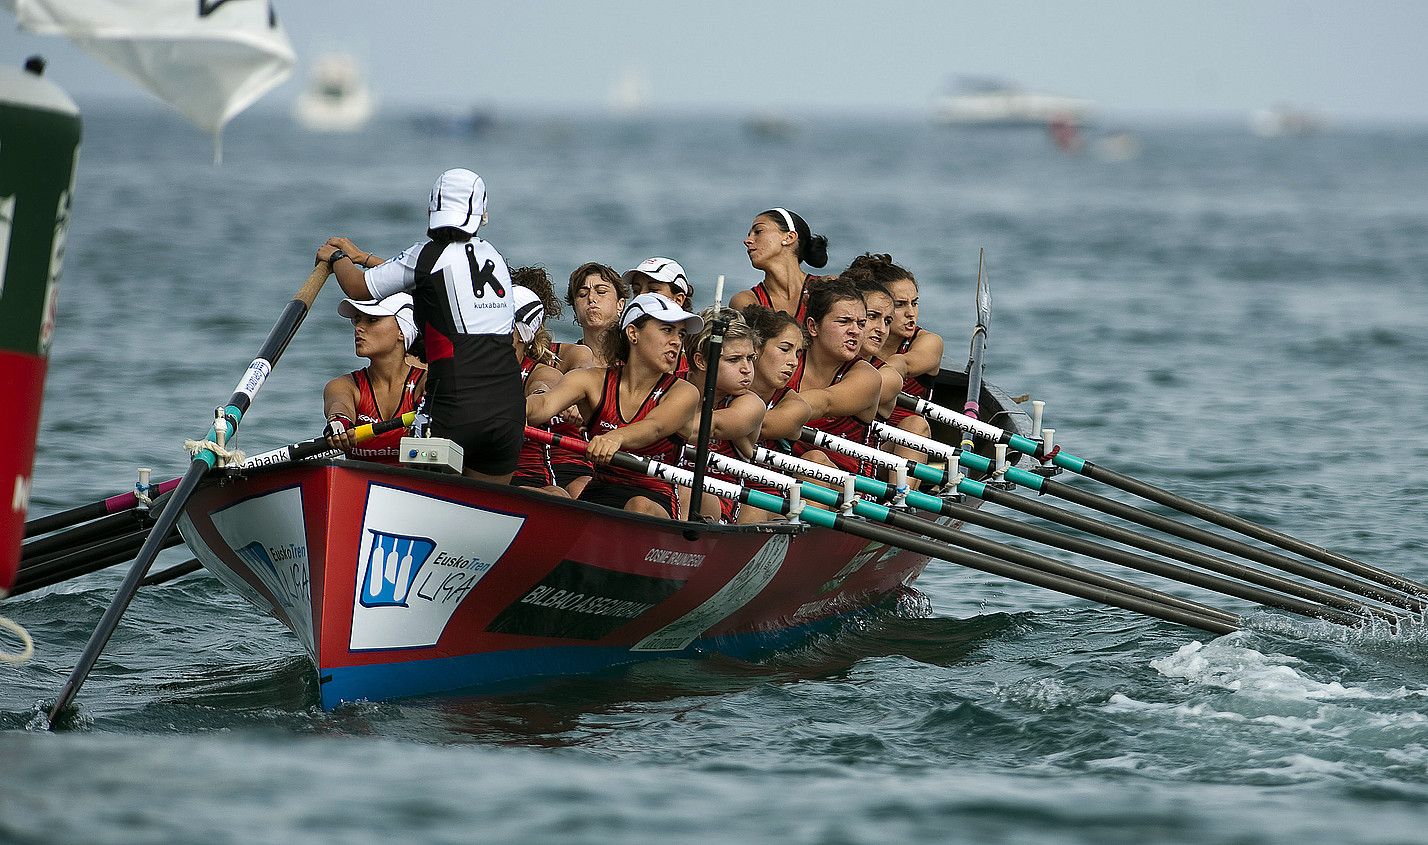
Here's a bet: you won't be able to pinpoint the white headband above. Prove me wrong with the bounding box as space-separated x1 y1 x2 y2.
771 207 798 235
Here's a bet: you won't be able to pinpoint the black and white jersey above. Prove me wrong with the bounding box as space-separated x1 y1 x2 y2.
366 236 515 345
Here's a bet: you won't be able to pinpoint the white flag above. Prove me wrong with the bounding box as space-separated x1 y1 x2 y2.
7 0 295 135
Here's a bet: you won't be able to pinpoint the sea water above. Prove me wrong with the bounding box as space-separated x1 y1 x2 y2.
2 107 1428 844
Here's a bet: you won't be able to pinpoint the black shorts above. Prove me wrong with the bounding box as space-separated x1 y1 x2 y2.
553 462 595 487
579 479 678 519
511 473 551 489
431 413 523 476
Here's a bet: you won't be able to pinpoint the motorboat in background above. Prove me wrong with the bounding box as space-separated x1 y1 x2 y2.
933 77 1095 128
293 53 375 133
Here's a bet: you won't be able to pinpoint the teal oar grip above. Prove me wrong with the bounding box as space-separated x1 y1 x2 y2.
1052 451 1087 473
1008 433 1040 455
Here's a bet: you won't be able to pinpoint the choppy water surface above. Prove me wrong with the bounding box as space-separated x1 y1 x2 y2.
3 108 1428 844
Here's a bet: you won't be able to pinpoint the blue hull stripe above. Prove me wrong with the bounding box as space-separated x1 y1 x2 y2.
319 615 846 709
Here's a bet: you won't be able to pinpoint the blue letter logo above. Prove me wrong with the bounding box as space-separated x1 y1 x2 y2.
360 529 437 608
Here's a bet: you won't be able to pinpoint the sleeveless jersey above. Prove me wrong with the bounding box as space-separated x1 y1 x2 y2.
888 327 935 426
586 367 685 502
790 358 872 475
546 343 593 471
346 367 423 464
514 356 555 485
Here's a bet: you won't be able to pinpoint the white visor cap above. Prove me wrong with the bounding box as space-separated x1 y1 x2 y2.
512 285 546 343
622 257 690 298
338 292 418 350
428 168 487 235
620 292 704 336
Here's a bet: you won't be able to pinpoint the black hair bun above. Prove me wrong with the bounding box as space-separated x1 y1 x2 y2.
803 233 829 269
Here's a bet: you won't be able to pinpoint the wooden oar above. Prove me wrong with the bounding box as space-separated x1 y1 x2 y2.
736 441 1360 626
46 263 332 727
899 392 1428 598
526 426 1239 636
813 423 1404 622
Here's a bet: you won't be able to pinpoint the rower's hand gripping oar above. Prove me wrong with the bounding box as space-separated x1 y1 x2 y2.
897 391 1428 599
525 427 1238 636
46 263 334 727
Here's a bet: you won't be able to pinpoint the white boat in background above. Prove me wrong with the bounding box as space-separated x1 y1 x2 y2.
1249 105 1326 138
294 53 374 133
933 77 1095 128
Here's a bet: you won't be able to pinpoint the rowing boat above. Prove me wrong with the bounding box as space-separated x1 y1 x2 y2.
176 369 1031 708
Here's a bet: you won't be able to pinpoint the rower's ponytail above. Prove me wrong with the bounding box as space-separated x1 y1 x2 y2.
760 207 829 269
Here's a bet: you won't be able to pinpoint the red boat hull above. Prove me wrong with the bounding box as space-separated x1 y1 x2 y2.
179 462 950 708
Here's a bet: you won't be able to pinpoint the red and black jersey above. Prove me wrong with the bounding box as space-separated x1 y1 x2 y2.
585 366 685 508
749 274 833 325
888 328 934 427
514 356 555 486
790 358 872 475
345 367 423 464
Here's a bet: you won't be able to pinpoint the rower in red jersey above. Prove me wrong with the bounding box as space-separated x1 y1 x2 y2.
548 262 630 497
680 308 766 523
731 207 834 323
526 293 703 518
859 254 942 469
323 292 425 464
787 282 881 476
736 305 813 524
509 268 569 495
624 257 694 378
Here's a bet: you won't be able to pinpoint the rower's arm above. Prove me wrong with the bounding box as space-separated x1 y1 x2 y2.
525 364 563 398
876 366 903 418
761 391 813 441
527 368 598 424
322 375 359 424
706 392 766 441
887 330 944 378
805 362 881 421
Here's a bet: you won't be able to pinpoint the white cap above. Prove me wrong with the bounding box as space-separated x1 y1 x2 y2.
512 285 545 343
338 292 418 350
622 257 690 297
427 168 487 235
621 292 704 335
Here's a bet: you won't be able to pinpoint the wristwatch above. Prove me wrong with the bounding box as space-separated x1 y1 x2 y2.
328 249 349 265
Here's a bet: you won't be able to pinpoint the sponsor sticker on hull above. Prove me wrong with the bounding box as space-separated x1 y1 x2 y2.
487 560 685 641
632 533 791 652
350 484 523 651
205 486 316 653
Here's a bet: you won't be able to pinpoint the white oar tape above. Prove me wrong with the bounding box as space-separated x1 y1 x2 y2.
641 457 743 500
869 420 958 463
803 428 907 472
232 358 272 405
705 452 803 519
908 396 1005 443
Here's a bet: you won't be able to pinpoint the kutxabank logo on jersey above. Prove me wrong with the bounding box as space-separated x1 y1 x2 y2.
350 483 524 651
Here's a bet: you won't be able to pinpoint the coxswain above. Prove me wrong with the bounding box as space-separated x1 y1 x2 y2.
322 292 425 464
321 168 523 483
787 282 881 475
736 305 814 524
681 307 766 522
730 207 832 323
525 293 703 518
509 269 568 496
549 262 631 496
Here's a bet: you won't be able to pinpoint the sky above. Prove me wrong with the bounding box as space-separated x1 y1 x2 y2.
4 1 1428 123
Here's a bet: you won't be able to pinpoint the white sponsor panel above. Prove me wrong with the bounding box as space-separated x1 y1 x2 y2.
350 484 523 651
632 533 790 652
232 358 271 403
201 486 316 654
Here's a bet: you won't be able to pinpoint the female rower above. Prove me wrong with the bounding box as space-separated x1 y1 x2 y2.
681 308 766 522
322 292 425 464
624 257 694 377
526 293 703 518
736 305 814 524
320 168 522 483
845 274 909 422
549 262 631 496
730 207 831 322
510 268 568 496
859 254 941 462
623 256 692 309
788 282 881 475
